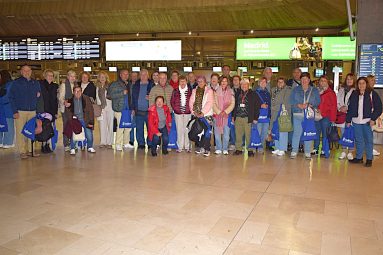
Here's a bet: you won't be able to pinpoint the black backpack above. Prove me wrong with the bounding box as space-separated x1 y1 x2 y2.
327 125 340 143
35 119 54 142
187 118 207 143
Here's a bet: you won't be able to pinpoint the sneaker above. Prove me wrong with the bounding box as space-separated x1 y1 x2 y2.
214 150 222 155
233 150 243 155
99 144 105 148
203 151 210 157
373 149 380 156
162 149 169 155
116 145 123 151
290 152 297 159
64 146 70 152
277 151 285 156
311 149 318 155
223 150 229 155
186 149 192 153
0 144 2 148
70 149 76 155
272 149 280 155
229 145 236 151
349 158 363 164
27 152 40 157
365 159 372 167
151 150 157 157
195 148 205 154
347 152 354 160
176 149 183 153
87 148 96 153
20 153 28 159
338 152 347 160
124 143 134 149
248 151 255 157
305 153 312 160
2 144 14 149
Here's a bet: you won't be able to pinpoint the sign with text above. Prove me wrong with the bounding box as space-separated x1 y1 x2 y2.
236 38 296 60
313 37 356 60
359 44 383 88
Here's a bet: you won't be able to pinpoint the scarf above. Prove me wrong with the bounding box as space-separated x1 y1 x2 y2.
179 85 188 107
193 86 205 114
97 82 109 109
215 86 233 134
170 80 179 90
65 79 74 100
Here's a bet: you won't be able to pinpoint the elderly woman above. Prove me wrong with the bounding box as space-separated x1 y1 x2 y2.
254 77 271 153
270 77 291 156
213 76 235 155
96 71 114 149
79 71 96 101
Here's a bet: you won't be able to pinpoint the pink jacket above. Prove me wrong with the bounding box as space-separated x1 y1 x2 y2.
189 86 214 116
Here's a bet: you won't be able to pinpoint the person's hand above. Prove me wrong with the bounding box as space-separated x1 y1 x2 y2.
232 117 235 123
169 122 172 127
297 103 307 110
261 103 268 109
370 120 375 127
123 90 128 95
253 120 258 124
64 101 71 107
156 132 162 136
13 113 19 119
346 123 351 127
131 110 135 116
37 92 40 98
340 106 347 113
88 124 93 128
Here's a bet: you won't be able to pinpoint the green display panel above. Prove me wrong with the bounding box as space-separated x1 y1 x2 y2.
236 38 296 60
313 37 356 60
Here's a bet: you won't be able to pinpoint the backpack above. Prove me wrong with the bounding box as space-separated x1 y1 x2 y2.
35 119 54 142
187 118 208 143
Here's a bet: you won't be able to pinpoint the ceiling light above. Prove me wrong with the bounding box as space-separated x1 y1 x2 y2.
136 33 140 37
315 28 319 32
250 30 254 34
188 31 192 35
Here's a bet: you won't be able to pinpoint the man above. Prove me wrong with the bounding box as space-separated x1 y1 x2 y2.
130 72 139 85
229 75 242 150
107 69 132 151
151 71 159 86
149 72 173 112
261 67 276 92
132 69 154 149
287 68 302 88
222 65 233 86
8 64 41 159
187 72 198 89
128 72 139 147
65 86 95 155
169 70 179 90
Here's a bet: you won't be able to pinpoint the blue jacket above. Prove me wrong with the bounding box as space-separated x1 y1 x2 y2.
9 77 41 114
0 81 14 118
346 90 382 123
132 79 154 111
255 88 271 117
290 86 320 114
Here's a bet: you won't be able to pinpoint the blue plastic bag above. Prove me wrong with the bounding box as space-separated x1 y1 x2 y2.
200 117 212 139
0 110 7 132
168 117 178 149
339 126 355 148
255 91 270 123
301 109 318 141
119 96 133 128
228 113 234 129
51 122 59 151
22 117 36 141
249 124 262 149
271 120 279 140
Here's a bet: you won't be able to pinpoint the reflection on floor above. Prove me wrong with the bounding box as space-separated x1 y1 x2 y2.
0 145 383 255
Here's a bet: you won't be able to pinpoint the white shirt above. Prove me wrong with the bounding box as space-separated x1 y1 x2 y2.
352 95 371 124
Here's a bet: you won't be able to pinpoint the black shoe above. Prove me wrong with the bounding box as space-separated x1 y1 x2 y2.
349 158 363 164
151 150 157 156
233 150 243 155
248 151 254 157
41 145 46 153
45 144 52 153
162 149 169 155
129 141 134 146
365 159 372 167
138 145 145 150
299 144 304 153
287 143 292 152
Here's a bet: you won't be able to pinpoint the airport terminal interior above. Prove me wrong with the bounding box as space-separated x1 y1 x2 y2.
1 0 383 254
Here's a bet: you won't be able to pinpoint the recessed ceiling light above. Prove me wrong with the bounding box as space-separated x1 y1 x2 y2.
188 31 192 35
315 28 319 32
250 30 254 34
136 33 140 37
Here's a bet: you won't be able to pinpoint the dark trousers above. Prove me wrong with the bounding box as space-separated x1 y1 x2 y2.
151 127 169 153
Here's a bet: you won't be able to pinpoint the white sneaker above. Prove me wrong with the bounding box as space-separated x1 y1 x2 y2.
124 143 134 149
176 149 183 153
87 148 96 153
277 151 285 156
116 145 123 151
338 151 347 160
305 153 312 160
195 148 204 154
65 146 70 152
373 149 380 156
347 152 354 160
214 150 222 155
290 152 297 159
2 144 14 149
0 144 3 148
203 151 210 157
70 149 76 155
272 149 280 155
223 150 229 155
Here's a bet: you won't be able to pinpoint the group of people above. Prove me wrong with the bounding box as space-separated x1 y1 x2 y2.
0 64 381 167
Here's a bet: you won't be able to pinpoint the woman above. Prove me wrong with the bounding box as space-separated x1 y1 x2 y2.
346 77 382 167
232 78 260 157
148 96 171 156
96 71 114 149
367 74 381 157
39 69 59 153
337 73 356 160
255 77 271 153
0 70 14 149
189 76 214 157
210 73 220 92
170 75 192 152
79 71 96 101
290 72 320 159
312 75 337 156
213 76 235 155
270 77 291 156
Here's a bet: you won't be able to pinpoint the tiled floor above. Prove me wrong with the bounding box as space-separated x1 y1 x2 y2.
1 145 383 255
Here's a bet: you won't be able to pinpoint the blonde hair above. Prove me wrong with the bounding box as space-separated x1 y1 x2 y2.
43 69 54 79
79 71 91 81
67 69 76 78
96 71 110 87
240 78 250 85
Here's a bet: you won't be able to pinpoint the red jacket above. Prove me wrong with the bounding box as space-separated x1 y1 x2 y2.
148 104 172 140
319 88 337 122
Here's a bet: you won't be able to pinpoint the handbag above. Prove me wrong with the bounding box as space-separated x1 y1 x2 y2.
119 96 133 128
301 109 318 141
249 124 262 149
73 127 85 141
90 98 102 118
168 117 178 149
339 126 355 148
327 125 340 142
255 91 270 123
278 104 293 132
0 110 8 132
335 111 346 124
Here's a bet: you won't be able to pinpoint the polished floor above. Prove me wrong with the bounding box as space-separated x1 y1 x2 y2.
1 140 383 255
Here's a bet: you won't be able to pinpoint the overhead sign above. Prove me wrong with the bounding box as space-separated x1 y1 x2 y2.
313 37 356 60
236 38 296 60
359 44 383 88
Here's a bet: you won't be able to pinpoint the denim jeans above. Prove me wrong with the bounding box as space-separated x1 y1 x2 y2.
229 122 236 145
71 127 93 149
129 115 136 143
275 132 288 151
135 112 149 146
0 118 15 146
151 126 169 152
257 122 269 149
292 115 312 154
353 122 373 160
313 117 331 151
214 124 230 151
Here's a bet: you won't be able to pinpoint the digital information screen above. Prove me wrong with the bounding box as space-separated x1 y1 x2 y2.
313 37 356 60
236 38 296 60
359 44 383 88
0 37 100 61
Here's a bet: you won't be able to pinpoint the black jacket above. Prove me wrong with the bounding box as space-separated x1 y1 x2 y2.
79 81 96 101
40 79 59 118
346 90 383 123
232 89 261 123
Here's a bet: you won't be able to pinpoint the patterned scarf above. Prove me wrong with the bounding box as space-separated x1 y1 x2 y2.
97 82 109 109
193 86 205 114
215 86 233 134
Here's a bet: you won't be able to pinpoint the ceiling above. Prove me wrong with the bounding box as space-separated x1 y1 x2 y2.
0 0 356 38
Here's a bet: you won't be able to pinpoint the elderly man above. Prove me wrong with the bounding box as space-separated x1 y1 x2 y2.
187 72 198 89
287 68 302 88
261 67 276 92
132 69 154 149
9 64 41 159
149 72 173 111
